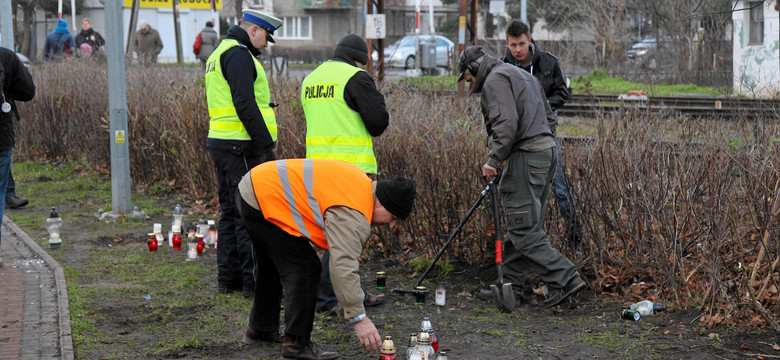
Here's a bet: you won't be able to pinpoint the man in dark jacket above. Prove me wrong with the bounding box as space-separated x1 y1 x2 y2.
75 18 106 54
0 46 36 267
501 20 583 252
133 20 164 65
458 46 585 308
204 9 282 300
301 34 390 315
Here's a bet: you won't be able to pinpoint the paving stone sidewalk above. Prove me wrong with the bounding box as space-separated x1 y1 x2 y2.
0 216 74 360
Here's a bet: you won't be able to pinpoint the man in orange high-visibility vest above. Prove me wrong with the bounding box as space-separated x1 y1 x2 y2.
236 159 416 359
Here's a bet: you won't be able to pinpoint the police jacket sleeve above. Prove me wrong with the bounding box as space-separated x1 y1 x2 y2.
547 60 569 111
221 48 274 151
343 71 389 137
325 206 370 319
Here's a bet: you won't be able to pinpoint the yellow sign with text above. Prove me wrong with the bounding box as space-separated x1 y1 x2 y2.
123 0 222 10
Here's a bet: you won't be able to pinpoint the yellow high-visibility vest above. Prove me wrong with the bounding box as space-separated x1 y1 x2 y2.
301 61 376 174
205 39 277 141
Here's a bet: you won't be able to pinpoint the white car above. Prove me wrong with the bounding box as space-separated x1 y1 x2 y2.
372 35 454 69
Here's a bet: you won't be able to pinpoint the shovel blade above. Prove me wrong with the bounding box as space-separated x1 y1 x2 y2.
490 283 515 313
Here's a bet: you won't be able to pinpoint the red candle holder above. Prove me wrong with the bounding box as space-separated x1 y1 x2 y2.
196 234 205 256
147 233 158 252
172 232 182 251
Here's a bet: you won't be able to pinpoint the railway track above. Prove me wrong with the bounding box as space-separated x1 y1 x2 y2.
404 88 779 119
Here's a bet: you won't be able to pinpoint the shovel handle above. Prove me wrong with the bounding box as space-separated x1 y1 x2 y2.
495 240 503 264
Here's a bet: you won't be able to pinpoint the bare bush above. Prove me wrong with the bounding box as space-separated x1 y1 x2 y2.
15 61 779 328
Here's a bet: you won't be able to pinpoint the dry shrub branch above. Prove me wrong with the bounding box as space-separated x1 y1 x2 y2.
15 62 779 328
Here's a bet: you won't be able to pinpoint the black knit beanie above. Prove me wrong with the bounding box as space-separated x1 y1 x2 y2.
333 34 369 65
376 176 417 220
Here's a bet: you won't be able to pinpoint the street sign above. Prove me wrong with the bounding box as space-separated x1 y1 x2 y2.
366 14 386 39
489 0 505 14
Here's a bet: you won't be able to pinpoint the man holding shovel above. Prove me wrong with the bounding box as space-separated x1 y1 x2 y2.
457 46 585 308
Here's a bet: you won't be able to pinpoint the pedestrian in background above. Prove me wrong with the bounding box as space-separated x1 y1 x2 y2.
237 158 416 359
44 19 76 61
301 33 390 316
458 46 585 308
133 19 163 65
0 46 36 267
75 18 105 55
204 9 282 299
196 21 219 69
501 20 583 253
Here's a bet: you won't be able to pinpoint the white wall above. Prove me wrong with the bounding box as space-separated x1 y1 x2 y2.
123 8 218 63
732 1 780 98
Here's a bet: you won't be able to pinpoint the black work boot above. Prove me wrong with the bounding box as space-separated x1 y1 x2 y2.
242 326 284 345
6 195 29 209
281 341 340 360
544 276 587 308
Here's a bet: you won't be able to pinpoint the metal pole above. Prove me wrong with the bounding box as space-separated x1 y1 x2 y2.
58 0 62 19
521 0 527 23
105 0 133 214
173 0 183 64
457 0 466 96
126 0 140 60
0 0 14 49
71 0 76 32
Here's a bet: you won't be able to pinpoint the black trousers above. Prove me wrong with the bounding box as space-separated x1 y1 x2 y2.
208 148 272 291
237 195 321 348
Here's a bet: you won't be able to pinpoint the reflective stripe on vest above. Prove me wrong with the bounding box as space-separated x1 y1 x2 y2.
301 61 377 174
250 159 374 250
205 39 277 141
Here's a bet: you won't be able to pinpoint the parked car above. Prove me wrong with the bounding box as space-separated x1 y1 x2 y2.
626 38 657 59
16 52 32 68
372 34 454 69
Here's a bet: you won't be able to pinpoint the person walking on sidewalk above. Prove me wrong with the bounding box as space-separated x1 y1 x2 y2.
501 20 583 251
457 46 585 307
237 158 416 359
205 9 282 298
133 20 164 65
301 33 390 315
196 21 219 69
0 46 36 267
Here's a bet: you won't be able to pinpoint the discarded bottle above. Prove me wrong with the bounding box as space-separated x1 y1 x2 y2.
621 309 641 321
420 317 438 353
629 300 667 316
435 283 446 306
415 286 427 305
406 333 418 360
415 331 436 360
379 335 396 360
147 233 158 252
377 271 386 290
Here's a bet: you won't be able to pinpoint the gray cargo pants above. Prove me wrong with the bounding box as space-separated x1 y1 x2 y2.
499 147 578 294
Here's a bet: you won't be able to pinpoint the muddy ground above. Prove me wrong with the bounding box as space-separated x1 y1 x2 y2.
10 199 778 360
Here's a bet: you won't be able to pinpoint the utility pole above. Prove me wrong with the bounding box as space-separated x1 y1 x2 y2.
172 0 183 64
0 0 13 49
105 0 133 214
126 0 140 61
366 0 385 82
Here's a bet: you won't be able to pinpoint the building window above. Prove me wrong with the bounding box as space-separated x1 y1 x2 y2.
748 1 763 45
278 16 311 40
248 0 263 7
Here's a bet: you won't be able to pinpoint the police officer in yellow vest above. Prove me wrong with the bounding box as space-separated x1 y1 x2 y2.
236 159 416 359
301 34 390 315
205 9 281 298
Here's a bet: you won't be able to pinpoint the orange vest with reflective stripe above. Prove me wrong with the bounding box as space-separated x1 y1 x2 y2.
249 159 374 250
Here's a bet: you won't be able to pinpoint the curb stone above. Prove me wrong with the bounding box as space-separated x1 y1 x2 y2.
2 216 74 360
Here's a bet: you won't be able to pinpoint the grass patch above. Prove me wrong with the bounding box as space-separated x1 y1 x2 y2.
572 68 725 96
